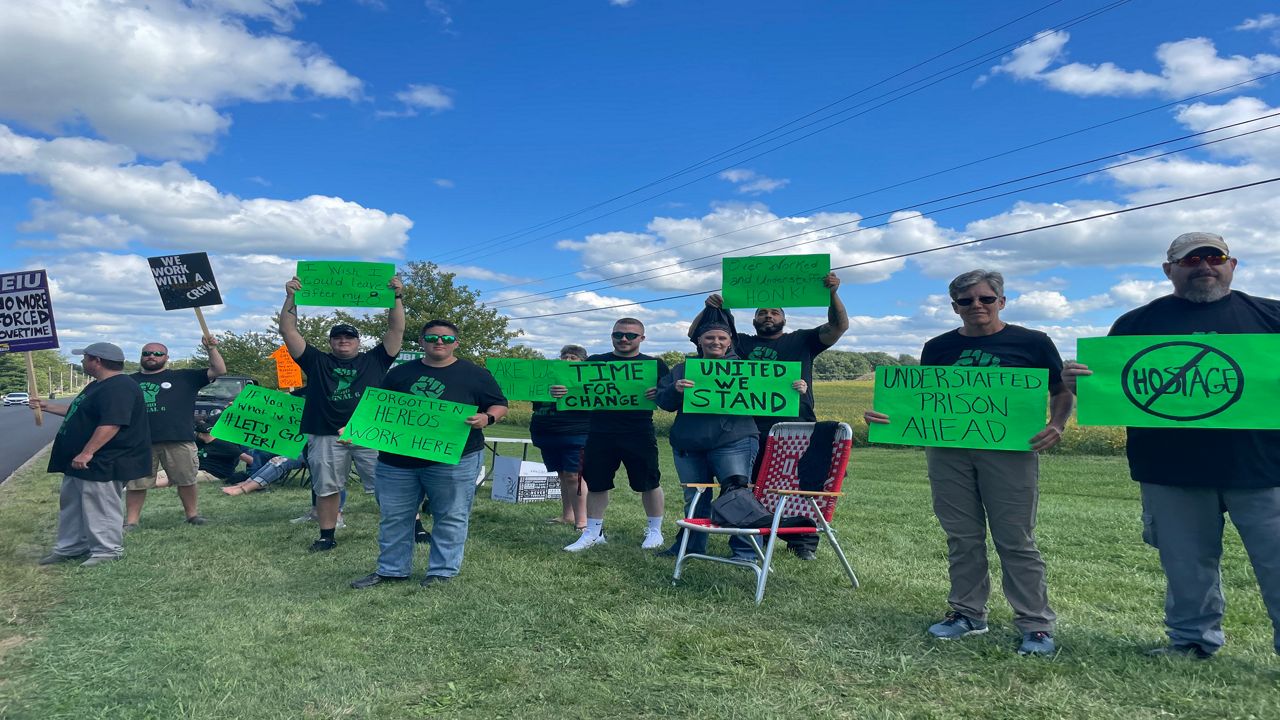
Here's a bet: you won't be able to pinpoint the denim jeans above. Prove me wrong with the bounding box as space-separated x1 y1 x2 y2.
671 437 757 555
375 452 483 578
248 456 304 487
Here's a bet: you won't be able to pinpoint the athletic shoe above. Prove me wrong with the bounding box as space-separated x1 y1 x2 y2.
350 573 407 589
927 611 989 639
123 523 140 533
415 530 432 545
1147 643 1213 660
335 513 346 530
1017 631 1057 656
564 530 607 553
792 547 818 561
185 515 207 526
37 552 87 565
290 510 318 524
308 538 337 553
80 556 118 567
420 575 454 587
640 528 664 550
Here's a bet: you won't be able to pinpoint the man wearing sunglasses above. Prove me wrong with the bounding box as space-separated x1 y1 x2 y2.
1064 232 1280 660
866 269 1073 656
552 318 670 553
350 321 507 588
123 335 226 530
282 274 405 553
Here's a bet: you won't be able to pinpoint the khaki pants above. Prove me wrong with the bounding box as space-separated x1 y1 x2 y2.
926 447 1055 633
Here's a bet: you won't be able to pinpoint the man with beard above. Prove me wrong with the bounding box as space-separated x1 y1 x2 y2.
1065 232 1280 659
124 336 226 529
282 274 405 552
689 271 848 560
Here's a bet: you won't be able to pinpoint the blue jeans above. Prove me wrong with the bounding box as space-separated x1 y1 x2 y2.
671 437 757 555
249 457 304 487
375 452 483 578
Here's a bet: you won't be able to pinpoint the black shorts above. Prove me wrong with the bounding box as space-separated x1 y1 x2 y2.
581 431 660 493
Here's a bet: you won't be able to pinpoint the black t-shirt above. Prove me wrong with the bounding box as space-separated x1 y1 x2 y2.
295 344 395 435
198 436 243 479
734 327 832 422
129 367 211 443
584 352 670 435
530 401 591 436
1110 291 1280 489
920 324 1065 389
47 374 152 483
376 358 508 468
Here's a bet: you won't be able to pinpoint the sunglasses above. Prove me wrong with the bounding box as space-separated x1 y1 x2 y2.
954 296 999 307
422 334 457 344
140 351 167 357
1175 254 1230 268
611 331 641 341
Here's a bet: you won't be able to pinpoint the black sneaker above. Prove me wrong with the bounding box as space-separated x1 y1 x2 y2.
420 575 453 587
185 515 207 526
927 611 989 639
1147 643 1213 660
309 538 337 553
792 547 817 561
415 530 432 545
350 573 408 589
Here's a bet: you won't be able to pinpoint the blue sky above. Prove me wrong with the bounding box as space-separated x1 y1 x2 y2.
2 0 1280 361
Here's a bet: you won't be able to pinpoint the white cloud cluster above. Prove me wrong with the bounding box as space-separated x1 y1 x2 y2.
379 84 455 118
0 0 362 160
719 168 790 194
986 30 1280 98
1237 14 1280 32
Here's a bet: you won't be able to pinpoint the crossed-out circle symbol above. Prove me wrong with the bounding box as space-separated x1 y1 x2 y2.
1120 341 1244 421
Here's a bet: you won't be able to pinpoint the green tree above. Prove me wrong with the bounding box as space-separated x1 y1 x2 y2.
897 353 920 366
659 350 689 368
491 345 544 360
813 350 871 379
0 349 90 396
335 261 518 364
861 351 899 369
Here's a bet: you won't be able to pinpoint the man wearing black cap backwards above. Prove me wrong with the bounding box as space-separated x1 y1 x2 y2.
1065 232 1280 660
30 342 151 567
281 273 405 552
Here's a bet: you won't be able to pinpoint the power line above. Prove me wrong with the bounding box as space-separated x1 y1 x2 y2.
485 69 1280 299
502 176 1280 321
495 115 1280 310
436 0 1134 265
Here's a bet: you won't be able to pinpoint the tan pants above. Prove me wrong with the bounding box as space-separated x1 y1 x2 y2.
127 442 198 490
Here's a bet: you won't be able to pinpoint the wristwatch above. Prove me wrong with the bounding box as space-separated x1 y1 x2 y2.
484 412 497 426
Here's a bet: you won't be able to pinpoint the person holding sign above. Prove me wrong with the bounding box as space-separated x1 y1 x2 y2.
1064 232 1280 659
551 318 670 553
349 320 507 589
530 344 592 531
282 274 405 553
864 269 1072 656
30 343 151 567
122 337 226 529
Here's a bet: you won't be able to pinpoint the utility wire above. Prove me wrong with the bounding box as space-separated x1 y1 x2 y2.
503 176 1280 321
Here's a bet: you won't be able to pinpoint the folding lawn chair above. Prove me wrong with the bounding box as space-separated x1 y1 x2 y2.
672 421 859 604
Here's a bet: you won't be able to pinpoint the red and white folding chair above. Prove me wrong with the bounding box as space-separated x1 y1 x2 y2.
672 422 859 604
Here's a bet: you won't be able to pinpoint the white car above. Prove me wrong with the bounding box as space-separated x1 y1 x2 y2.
3 392 31 407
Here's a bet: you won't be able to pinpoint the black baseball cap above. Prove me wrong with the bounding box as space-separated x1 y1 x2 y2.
329 324 360 338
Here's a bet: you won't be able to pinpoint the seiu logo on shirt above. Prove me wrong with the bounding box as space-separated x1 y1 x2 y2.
748 346 778 361
137 381 166 413
410 376 446 398
955 349 1001 367
329 368 359 402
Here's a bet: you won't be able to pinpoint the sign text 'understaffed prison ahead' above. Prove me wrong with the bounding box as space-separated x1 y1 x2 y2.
721 254 831 309
210 385 306 458
682 359 801 416
147 253 223 310
344 388 475 464
555 360 658 411
0 269 58 353
293 261 397 308
869 365 1050 451
1076 334 1280 429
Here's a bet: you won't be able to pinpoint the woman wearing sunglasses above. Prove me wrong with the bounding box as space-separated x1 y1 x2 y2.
865 269 1074 656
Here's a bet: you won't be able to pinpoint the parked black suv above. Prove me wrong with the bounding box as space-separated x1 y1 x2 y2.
194 375 259 424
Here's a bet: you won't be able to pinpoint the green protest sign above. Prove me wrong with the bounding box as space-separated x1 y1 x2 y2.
721 254 830 309
555 360 658 411
681 359 800 416
210 385 305 458
394 350 424 366
294 261 396 308
1077 334 1280 429
868 365 1049 451
486 358 558 401
344 387 476 464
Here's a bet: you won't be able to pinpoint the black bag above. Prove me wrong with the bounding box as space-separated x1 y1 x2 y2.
711 487 773 528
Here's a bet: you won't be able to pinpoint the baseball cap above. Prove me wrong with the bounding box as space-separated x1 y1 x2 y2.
329 324 360 338
72 342 126 362
194 419 214 434
1167 232 1229 262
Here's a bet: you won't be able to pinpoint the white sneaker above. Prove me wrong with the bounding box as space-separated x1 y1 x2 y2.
289 510 317 524
641 528 664 550
564 530 607 553
335 513 346 530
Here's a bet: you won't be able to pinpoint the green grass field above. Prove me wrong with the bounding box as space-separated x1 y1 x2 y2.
1 428 1276 719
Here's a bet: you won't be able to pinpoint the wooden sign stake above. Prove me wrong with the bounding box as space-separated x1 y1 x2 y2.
25 351 43 426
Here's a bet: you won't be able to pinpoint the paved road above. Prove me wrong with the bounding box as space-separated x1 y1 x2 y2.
0 405 62 483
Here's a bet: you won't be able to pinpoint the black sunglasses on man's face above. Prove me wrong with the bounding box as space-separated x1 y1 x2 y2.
611 331 640 341
953 296 999 307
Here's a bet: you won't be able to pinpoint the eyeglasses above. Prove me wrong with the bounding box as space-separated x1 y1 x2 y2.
954 296 999 307
1174 254 1230 267
140 351 167 357
422 334 457 344
611 332 641 341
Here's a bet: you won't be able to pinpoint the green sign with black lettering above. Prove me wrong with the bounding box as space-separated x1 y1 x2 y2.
344 388 476 464
294 261 396 308
722 254 830 309
210 385 305 458
682 359 801 416
555 360 658 411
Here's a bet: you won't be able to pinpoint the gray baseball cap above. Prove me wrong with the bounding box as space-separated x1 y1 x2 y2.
1167 232 1229 262
72 342 126 362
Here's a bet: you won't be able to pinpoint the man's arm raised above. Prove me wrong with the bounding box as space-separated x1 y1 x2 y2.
817 272 850 346
280 276 307 359
380 276 405 357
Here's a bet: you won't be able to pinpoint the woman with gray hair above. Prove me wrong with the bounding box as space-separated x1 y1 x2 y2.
531 344 591 530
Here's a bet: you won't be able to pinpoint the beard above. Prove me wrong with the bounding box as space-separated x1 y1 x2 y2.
752 317 785 335
1181 276 1231 304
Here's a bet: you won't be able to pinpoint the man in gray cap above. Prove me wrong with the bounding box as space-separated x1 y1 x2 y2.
30 343 151 566
1065 232 1280 659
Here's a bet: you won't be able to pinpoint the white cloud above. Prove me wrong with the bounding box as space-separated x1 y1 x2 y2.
0 124 412 257
986 30 1280 98
394 84 455 113
434 178 456 188
718 168 790 194
440 264 527 285
609 0 635 6
0 0 362 161
1237 14 1280 31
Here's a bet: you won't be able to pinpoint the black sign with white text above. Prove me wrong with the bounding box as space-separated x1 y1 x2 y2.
147 252 223 310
